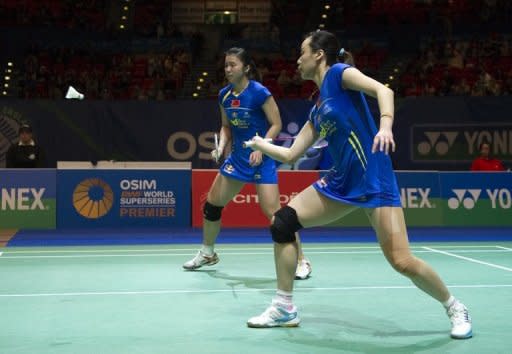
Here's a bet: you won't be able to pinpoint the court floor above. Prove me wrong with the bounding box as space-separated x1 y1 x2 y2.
1 241 511 354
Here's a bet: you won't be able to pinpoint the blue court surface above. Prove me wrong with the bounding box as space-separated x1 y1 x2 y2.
7 226 512 246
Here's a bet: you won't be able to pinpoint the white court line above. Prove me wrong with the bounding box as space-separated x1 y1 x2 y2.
496 246 512 251
0 251 381 259
423 246 512 272
3 244 507 255
1 249 512 259
2 246 381 254
0 284 511 298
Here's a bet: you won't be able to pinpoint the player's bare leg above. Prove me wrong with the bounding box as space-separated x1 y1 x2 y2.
257 183 312 279
367 207 472 339
183 174 244 270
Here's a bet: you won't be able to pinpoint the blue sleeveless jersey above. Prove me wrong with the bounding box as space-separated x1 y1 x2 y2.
218 80 277 184
309 63 401 207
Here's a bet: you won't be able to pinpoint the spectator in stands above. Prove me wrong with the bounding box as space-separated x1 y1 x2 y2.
277 69 292 92
6 123 46 168
470 142 506 171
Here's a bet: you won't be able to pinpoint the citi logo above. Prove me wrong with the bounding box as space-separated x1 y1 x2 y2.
448 189 481 209
417 131 458 156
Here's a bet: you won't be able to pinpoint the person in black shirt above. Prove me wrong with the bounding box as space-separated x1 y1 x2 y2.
6 123 46 168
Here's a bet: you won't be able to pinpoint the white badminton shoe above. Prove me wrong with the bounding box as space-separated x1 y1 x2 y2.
247 300 300 328
182 250 219 270
295 258 312 280
447 301 472 339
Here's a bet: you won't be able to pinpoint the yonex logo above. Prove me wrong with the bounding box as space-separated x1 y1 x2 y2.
417 131 458 156
400 188 432 208
448 189 481 209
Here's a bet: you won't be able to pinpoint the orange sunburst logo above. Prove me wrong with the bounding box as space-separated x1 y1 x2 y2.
72 178 114 219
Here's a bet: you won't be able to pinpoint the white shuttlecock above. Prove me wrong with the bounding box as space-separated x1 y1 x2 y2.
65 86 84 100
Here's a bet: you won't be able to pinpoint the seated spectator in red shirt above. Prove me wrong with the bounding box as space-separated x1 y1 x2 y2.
470 142 506 171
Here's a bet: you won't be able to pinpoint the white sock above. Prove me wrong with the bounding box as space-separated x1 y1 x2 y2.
201 245 214 255
275 289 293 308
442 295 456 309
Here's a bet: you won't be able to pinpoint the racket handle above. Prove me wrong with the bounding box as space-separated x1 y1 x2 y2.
214 133 219 163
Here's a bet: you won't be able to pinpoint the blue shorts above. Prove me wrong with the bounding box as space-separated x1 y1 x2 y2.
219 155 277 184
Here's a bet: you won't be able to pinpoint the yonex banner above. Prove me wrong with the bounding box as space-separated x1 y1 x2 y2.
411 124 512 163
0 169 56 229
325 172 444 227
440 172 512 226
393 96 512 170
57 163 191 228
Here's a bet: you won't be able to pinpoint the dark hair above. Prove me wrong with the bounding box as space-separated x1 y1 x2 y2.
306 30 355 66
478 141 491 150
479 141 490 151
225 47 261 82
18 123 32 134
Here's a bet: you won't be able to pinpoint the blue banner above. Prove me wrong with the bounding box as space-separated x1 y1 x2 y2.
57 169 191 228
394 97 512 170
439 171 512 226
394 171 443 225
0 99 312 169
2 97 511 170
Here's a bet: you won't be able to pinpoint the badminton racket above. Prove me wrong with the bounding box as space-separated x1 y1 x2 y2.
214 133 220 163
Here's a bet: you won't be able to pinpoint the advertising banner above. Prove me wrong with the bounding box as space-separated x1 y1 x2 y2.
192 170 512 228
0 169 56 229
57 169 191 228
411 123 512 163
323 171 443 227
440 172 512 226
2 97 511 170
394 96 512 170
396 171 443 226
192 170 320 227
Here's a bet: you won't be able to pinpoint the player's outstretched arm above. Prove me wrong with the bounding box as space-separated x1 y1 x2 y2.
245 121 317 164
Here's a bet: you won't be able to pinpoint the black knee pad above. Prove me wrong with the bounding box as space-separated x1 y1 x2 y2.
270 206 303 244
203 201 223 221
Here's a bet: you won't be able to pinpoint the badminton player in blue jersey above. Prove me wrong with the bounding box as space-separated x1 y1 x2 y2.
245 31 472 339
183 47 312 280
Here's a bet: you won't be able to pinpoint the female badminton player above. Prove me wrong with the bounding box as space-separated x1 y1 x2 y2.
244 31 472 339
183 47 312 280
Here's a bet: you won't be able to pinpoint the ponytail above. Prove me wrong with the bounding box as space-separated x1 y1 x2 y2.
306 30 356 67
247 59 261 82
338 48 355 66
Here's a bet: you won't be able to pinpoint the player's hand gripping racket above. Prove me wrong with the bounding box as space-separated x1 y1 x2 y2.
243 136 328 149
